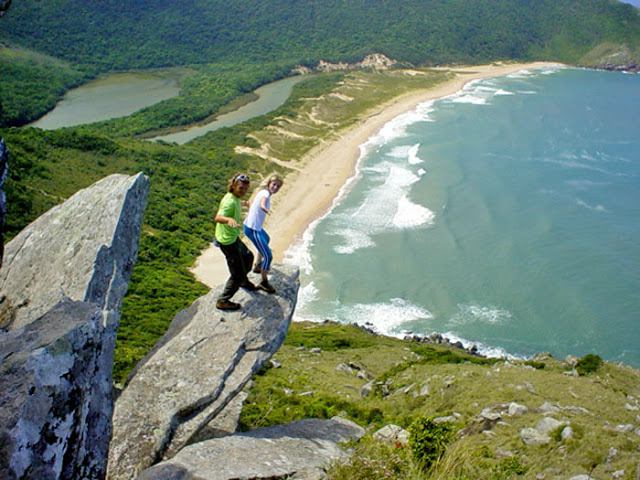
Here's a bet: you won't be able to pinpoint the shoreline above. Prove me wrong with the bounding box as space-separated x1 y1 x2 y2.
191 62 563 288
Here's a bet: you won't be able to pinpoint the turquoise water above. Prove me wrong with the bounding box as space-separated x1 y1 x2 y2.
289 67 640 366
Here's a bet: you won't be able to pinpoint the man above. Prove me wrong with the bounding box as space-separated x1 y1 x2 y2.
214 173 257 310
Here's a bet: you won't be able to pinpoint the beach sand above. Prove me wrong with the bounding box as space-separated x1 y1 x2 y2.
191 62 561 288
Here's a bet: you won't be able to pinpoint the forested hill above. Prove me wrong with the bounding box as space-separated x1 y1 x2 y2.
1 0 640 72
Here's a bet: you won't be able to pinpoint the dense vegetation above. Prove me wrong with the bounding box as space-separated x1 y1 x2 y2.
1 0 640 130
0 47 88 126
2 0 639 72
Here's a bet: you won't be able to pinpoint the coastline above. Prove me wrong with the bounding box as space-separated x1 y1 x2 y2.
191 62 563 288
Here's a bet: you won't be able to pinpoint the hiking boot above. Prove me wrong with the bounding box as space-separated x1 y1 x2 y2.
216 300 241 311
240 280 257 291
252 263 262 274
257 280 276 294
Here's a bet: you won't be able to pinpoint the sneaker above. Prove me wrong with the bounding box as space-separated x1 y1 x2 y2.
257 280 276 294
252 263 262 274
216 300 241 310
239 280 257 291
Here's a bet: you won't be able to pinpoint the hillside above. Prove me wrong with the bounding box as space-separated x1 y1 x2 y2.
2 0 640 71
247 321 640 479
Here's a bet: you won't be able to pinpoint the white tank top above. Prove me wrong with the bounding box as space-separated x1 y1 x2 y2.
244 189 270 230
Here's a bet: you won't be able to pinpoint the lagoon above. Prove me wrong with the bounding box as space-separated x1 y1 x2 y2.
29 73 181 130
150 75 304 145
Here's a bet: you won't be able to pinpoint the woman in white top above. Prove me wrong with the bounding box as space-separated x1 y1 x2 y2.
243 173 283 293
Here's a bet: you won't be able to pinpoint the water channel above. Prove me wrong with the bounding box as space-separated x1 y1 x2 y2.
149 75 303 144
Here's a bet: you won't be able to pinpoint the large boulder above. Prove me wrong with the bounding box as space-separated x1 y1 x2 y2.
0 172 148 479
107 264 299 480
0 172 149 330
0 300 113 479
137 416 366 480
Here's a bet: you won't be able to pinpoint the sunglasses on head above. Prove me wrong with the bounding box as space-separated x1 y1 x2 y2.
235 174 250 182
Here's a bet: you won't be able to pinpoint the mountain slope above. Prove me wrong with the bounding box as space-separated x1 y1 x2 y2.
1 0 639 71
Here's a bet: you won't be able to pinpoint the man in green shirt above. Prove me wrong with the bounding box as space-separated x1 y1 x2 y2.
214 173 257 310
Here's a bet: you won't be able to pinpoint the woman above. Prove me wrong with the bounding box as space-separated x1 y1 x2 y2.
243 173 283 294
214 173 256 310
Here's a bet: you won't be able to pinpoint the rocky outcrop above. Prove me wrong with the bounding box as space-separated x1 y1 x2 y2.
293 53 397 74
0 300 111 479
595 62 640 73
0 173 148 479
137 416 365 480
107 264 299 480
0 173 149 330
0 137 8 267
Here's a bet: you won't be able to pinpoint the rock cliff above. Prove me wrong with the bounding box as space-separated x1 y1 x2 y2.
0 173 149 480
0 171 362 480
107 265 300 479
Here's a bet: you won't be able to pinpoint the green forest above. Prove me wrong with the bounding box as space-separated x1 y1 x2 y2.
1 0 640 381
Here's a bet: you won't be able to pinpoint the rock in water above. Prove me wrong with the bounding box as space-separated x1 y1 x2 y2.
107 264 299 480
0 172 149 330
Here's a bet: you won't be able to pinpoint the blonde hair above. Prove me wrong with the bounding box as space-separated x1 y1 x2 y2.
259 173 284 190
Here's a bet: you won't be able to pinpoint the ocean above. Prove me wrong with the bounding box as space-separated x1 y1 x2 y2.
286 66 640 367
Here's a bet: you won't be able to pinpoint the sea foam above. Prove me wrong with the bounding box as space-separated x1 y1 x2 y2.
329 165 434 254
334 297 434 336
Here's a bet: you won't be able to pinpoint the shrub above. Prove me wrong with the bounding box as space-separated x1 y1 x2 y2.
491 456 529 478
576 354 603 375
407 416 455 468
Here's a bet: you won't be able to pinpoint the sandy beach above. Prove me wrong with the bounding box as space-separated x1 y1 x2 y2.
191 62 562 288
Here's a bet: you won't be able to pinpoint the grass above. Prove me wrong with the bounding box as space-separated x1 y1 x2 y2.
241 321 640 479
234 69 452 168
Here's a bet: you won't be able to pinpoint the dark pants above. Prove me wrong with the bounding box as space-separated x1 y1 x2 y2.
218 238 254 302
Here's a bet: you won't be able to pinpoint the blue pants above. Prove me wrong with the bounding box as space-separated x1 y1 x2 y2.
243 225 273 271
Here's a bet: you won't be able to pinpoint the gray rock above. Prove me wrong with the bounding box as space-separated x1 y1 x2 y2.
0 173 148 479
337 362 356 375
0 173 148 330
373 424 409 446
508 402 528 416
0 300 112 480
360 380 374 397
537 401 560 414
188 392 248 443
561 426 574 441
536 417 564 434
107 264 299 480
137 416 365 480
520 427 550 445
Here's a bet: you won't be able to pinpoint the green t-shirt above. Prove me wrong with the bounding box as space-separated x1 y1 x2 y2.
214 192 242 245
